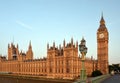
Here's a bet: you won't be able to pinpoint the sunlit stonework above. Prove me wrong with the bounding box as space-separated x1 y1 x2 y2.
0 16 108 79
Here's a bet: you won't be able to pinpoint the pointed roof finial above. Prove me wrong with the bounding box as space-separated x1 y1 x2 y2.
8 44 10 48
102 11 103 17
76 40 78 47
47 43 49 49
100 12 105 25
101 12 104 20
71 37 73 45
53 41 55 48
91 56 93 60
63 39 66 47
29 40 32 49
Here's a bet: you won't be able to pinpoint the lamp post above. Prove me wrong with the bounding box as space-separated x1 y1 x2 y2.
79 37 87 82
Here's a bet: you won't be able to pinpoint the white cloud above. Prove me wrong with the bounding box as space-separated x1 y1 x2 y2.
16 21 32 30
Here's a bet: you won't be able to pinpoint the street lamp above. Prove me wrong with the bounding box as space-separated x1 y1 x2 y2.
79 37 87 82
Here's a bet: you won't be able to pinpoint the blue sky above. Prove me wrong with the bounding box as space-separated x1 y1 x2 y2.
0 0 120 64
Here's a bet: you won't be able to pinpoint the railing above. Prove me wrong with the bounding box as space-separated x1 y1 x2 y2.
90 74 110 83
74 74 110 83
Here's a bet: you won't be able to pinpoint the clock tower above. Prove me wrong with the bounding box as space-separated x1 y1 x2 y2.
97 14 109 74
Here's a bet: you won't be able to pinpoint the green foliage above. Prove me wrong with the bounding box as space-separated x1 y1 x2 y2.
91 70 103 77
109 65 114 73
109 64 120 73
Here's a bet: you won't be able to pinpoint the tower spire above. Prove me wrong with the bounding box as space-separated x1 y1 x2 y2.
76 40 78 47
53 41 55 49
47 43 49 50
63 39 66 47
100 12 105 25
8 43 10 48
71 37 73 45
102 12 103 18
29 40 32 49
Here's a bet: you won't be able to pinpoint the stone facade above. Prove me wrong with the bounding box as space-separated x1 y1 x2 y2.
0 16 108 79
97 15 109 74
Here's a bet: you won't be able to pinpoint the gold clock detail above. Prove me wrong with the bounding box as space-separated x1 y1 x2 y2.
99 33 104 38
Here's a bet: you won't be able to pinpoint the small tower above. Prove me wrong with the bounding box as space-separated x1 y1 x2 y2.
8 44 10 48
26 41 33 60
8 43 19 60
63 39 66 48
8 43 12 60
53 41 55 49
16 44 19 57
71 37 73 45
29 40 32 50
47 43 49 50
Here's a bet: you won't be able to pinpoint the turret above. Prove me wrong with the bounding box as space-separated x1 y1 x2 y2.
76 41 78 48
71 37 73 45
63 39 65 47
26 41 33 60
11 43 13 47
8 44 10 48
91 56 93 60
8 42 18 60
29 40 32 50
53 41 55 49
47 43 49 50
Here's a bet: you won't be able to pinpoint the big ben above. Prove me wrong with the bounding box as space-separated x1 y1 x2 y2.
97 14 109 74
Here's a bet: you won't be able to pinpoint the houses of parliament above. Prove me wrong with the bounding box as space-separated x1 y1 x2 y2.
0 15 109 79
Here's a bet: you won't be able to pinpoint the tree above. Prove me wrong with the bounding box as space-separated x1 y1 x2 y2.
109 65 114 73
91 70 103 77
109 64 120 74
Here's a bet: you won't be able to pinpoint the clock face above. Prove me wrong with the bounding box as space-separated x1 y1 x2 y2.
99 33 104 38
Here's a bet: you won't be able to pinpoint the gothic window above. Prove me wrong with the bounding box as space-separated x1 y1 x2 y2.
50 68 52 73
45 69 46 72
59 69 60 73
66 68 69 73
62 69 63 73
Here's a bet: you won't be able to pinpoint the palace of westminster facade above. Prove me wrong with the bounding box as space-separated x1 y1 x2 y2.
0 15 109 79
